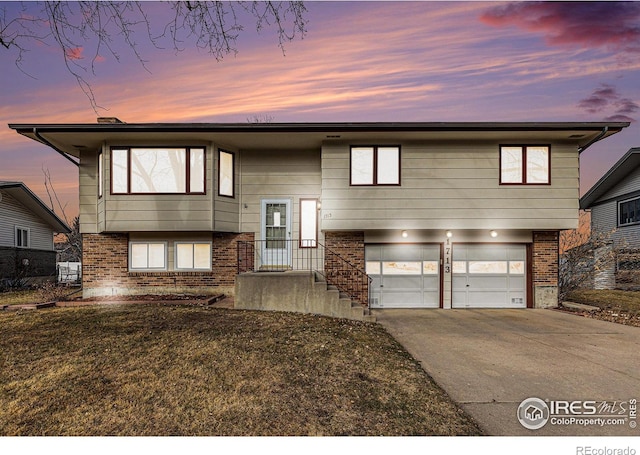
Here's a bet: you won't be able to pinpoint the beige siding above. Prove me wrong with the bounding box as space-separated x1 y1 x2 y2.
321 142 579 231
0 191 55 250
240 149 322 243
79 150 99 234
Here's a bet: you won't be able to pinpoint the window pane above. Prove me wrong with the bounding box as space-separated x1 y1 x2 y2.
300 199 317 247
452 261 466 274
468 261 508 274
131 244 148 269
193 243 211 269
176 243 194 269
219 150 234 196
509 261 525 274
351 147 374 185
382 261 422 275
501 147 523 183
526 146 549 183
377 147 400 184
98 152 103 198
190 148 205 193
112 149 129 193
131 148 186 193
366 261 381 275
147 243 166 268
423 261 439 275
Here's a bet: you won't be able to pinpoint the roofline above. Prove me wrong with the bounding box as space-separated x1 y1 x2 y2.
0 181 71 233
9 121 631 134
580 147 640 210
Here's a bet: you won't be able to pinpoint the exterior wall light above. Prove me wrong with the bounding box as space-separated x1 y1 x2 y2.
446 230 453 238
490 230 498 238
401 230 409 238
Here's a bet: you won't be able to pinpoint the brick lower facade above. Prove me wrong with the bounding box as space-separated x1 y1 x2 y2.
324 231 368 305
532 231 559 308
82 232 254 297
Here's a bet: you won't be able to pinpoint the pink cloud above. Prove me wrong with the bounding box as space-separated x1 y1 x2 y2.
480 2 640 52
65 47 84 60
578 83 638 122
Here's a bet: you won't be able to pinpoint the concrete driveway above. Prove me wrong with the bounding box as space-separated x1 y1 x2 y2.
374 308 640 436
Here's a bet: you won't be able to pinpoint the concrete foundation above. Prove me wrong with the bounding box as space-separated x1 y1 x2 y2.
235 271 371 322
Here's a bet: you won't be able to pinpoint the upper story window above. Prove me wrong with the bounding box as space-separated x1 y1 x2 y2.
350 146 400 186
218 149 235 197
98 152 103 198
15 226 29 248
500 145 550 185
619 197 640 226
111 147 205 194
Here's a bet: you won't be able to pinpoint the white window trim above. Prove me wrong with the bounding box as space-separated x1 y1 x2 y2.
618 196 640 227
174 242 213 271
128 242 168 271
15 226 30 248
350 146 401 186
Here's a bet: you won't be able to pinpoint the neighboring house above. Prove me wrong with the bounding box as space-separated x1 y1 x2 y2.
580 147 640 289
0 181 71 284
9 120 628 314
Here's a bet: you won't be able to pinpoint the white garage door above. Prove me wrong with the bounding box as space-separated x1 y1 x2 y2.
452 244 527 308
366 244 441 308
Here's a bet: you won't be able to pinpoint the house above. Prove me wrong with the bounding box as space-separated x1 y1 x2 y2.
9 120 628 316
580 147 640 289
0 181 71 285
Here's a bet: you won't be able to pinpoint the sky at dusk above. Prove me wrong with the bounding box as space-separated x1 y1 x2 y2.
1 0 639 223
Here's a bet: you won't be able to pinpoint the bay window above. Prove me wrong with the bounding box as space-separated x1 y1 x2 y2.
111 147 205 194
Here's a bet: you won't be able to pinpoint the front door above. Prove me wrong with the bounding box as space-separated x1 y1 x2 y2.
261 199 292 269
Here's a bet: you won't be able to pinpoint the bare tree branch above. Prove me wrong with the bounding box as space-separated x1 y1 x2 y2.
1 1 308 112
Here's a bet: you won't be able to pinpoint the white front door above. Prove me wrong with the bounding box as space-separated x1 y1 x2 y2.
261 199 292 269
452 244 527 308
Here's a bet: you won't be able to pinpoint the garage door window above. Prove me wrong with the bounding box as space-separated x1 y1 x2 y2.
509 261 525 274
468 261 508 274
423 261 439 274
382 261 421 274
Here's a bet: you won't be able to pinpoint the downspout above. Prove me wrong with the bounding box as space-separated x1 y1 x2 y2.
578 126 608 154
33 128 80 167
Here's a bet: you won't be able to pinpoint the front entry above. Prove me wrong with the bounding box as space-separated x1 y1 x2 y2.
260 199 292 269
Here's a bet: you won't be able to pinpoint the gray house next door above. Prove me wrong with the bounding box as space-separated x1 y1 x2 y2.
260 199 292 269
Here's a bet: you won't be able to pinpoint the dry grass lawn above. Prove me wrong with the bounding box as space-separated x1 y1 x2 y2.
564 290 640 327
0 303 483 436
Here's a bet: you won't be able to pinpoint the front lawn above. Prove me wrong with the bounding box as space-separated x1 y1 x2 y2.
564 290 640 327
0 289 43 306
0 304 483 436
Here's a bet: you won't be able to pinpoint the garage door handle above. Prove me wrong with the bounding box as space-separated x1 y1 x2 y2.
380 285 384 288
466 284 470 287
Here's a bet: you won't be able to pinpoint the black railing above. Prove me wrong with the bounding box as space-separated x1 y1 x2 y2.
236 239 371 307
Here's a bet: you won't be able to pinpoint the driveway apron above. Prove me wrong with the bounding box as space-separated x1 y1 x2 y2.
374 308 640 436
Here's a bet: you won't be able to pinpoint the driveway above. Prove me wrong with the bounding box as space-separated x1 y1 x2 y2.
374 308 640 436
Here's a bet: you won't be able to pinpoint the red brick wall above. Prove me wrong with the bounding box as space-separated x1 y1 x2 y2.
82 232 254 296
532 231 559 286
324 231 368 305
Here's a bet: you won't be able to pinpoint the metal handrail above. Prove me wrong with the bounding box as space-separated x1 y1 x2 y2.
236 239 371 307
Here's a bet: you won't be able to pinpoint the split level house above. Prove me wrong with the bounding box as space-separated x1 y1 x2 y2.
580 147 640 290
9 119 629 318
0 181 70 284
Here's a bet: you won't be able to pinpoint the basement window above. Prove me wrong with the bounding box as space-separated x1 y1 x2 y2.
129 242 167 270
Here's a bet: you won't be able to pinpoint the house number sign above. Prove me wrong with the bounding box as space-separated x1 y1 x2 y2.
444 237 451 274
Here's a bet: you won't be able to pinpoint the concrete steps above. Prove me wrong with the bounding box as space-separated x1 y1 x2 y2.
235 270 375 322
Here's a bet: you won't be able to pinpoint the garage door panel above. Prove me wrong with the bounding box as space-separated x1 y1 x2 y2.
452 244 527 309
467 276 508 289
367 244 441 308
